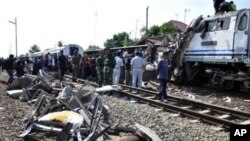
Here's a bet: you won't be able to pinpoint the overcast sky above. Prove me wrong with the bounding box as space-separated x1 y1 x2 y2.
0 0 249 57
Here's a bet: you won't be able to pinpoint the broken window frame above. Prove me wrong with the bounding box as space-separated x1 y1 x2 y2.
238 13 248 31
195 17 231 33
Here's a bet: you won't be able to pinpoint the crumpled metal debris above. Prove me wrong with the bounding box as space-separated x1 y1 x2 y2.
222 97 231 103
15 70 161 141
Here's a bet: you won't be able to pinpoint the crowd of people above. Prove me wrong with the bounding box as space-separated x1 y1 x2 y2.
0 45 171 102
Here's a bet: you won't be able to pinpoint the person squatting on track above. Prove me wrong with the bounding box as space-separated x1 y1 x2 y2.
103 48 116 85
131 51 145 88
71 50 81 82
58 50 67 81
113 51 124 85
96 51 104 87
157 51 170 102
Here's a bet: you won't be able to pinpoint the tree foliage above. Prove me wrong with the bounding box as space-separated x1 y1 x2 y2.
140 22 178 39
85 45 101 51
57 41 64 47
160 22 178 35
29 44 41 54
104 32 134 48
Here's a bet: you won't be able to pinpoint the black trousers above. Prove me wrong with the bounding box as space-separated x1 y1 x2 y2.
60 67 66 81
159 79 168 100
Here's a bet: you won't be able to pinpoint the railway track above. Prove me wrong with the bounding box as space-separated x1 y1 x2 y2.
64 75 250 128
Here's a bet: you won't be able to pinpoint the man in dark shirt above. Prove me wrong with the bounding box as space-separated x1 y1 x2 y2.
32 57 42 75
125 55 132 85
157 51 169 102
58 51 67 81
213 0 225 13
15 56 25 77
3 54 15 84
96 51 104 87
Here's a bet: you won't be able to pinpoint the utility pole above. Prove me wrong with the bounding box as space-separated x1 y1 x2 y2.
146 6 149 33
94 11 98 47
176 14 179 21
184 9 190 24
8 17 17 57
135 19 139 40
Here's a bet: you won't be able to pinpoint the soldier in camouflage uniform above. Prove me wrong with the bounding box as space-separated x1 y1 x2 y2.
96 51 104 87
71 50 81 82
103 48 116 85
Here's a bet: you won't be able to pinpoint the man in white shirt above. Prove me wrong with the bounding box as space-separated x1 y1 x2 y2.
113 51 124 85
131 52 145 88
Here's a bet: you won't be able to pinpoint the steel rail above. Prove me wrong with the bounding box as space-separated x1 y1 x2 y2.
64 75 250 127
119 84 250 119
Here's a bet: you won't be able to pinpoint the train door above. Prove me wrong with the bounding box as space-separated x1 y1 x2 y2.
233 10 249 58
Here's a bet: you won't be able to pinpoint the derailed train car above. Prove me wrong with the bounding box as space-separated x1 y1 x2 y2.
173 9 250 92
31 44 84 59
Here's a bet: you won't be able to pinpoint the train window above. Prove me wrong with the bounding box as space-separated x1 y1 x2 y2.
70 47 79 56
238 14 248 31
216 18 230 30
207 20 217 31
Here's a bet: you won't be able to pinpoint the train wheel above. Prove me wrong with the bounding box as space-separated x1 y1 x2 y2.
174 75 184 85
220 80 235 91
239 81 250 93
190 69 208 85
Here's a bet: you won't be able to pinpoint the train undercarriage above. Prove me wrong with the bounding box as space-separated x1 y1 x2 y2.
172 62 250 93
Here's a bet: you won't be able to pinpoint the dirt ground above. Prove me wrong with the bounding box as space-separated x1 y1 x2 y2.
0 73 55 141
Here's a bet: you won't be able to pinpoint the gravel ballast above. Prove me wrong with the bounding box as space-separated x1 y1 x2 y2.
102 94 229 141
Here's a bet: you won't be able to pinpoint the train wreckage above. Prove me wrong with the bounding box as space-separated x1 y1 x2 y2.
171 9 250 93
6 70 161 141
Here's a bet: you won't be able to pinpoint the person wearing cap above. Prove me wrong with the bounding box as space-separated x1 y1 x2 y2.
157 51 169 102
96 51 104 87
113 51 124 85
71 50 81 82
103 48 116 85
131 51 145 88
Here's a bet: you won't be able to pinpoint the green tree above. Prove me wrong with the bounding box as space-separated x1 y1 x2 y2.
29 44 41 54
140 23 178 39
57 41 64 47
149 25 161 37
160 22 178 36
104 32 134 48
140 25 161 39
86 45 101 51
140 26 147 37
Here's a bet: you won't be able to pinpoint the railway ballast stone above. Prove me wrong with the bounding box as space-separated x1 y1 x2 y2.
102 94 229 141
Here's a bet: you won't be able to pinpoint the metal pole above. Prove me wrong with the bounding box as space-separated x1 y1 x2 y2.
146 6 149 32
15 17 17 57
94 11 98 47
8 17 18 57
135 19 138 40
184 9 190 24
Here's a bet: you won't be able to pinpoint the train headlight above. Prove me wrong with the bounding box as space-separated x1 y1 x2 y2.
205 69 213 74
238 72 245 76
